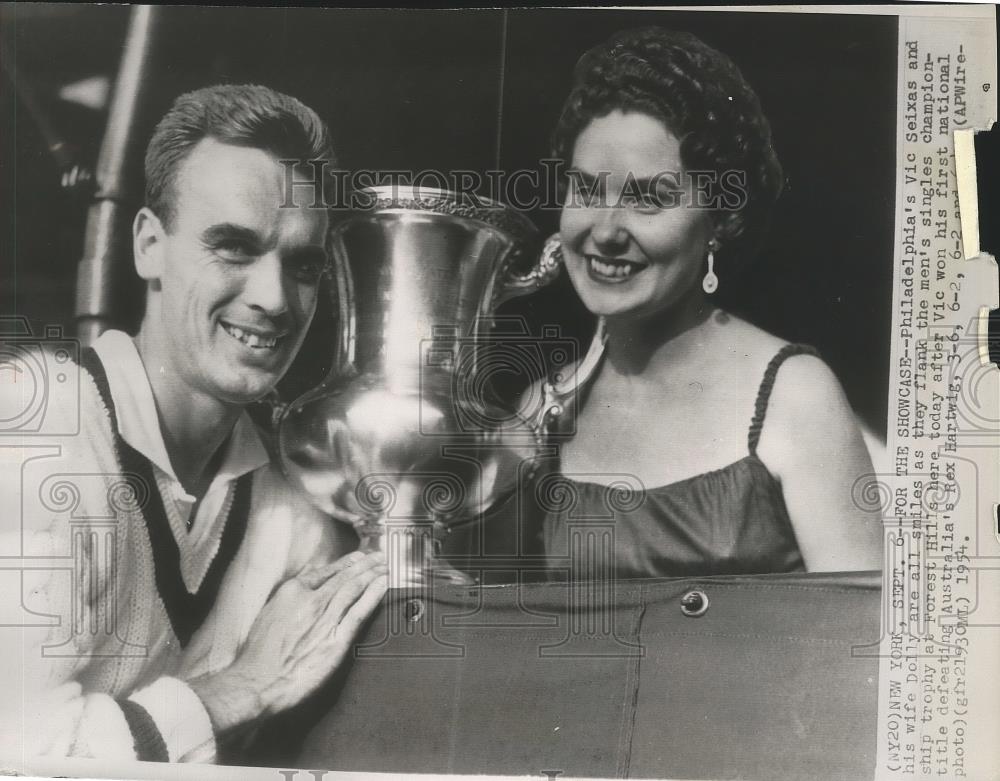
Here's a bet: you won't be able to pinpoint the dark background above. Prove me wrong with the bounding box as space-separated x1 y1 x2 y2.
1 6 897 435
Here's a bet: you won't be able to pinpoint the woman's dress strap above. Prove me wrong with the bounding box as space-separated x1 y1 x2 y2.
747 343 821 456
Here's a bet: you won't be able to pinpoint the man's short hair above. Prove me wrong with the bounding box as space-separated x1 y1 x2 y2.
144 84 335 229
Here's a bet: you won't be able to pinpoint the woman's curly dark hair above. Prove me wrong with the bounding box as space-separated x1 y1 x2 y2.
552 27 784 263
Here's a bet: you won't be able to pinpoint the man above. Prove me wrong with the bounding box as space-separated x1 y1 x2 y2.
1 84 385 764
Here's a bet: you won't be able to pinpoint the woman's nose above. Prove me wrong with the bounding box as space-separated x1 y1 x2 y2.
589 207 629 250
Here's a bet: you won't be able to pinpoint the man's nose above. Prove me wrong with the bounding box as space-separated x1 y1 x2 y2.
590 206 629 250
243 253 289 316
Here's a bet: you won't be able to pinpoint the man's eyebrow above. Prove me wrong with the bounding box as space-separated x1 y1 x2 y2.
201 223 327 264
201 223 267 248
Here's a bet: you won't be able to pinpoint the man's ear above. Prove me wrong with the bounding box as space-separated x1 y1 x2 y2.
133 207 166 281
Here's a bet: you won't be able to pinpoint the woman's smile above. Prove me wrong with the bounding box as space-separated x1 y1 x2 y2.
585 254 650 283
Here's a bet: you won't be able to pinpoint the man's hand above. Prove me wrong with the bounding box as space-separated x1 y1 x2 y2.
187 550 387 733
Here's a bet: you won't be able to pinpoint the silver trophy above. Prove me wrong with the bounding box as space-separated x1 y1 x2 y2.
278 186 561 586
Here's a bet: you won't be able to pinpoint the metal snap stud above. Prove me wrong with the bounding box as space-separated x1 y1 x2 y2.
404 598 425 623
680 589 709 618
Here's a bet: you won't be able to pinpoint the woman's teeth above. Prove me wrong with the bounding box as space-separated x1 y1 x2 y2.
222 323 280 348
588 256 645 280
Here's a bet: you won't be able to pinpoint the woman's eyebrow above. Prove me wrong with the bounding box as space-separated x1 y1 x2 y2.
566 167 603 186
625 173 684 193
565 168 614 196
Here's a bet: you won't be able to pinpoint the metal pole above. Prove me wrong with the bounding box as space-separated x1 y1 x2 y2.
74 5 159 345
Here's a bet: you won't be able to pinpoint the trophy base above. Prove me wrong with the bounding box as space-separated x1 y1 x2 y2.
357 521 478 589
394 562 477 589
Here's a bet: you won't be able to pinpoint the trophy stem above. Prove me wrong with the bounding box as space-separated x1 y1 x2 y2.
356 516 476 588
355 515 385 555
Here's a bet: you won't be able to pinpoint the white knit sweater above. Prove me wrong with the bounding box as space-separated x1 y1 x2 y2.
0 332 354 764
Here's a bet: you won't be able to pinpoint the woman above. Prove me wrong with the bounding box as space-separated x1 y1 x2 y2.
532 27 883 577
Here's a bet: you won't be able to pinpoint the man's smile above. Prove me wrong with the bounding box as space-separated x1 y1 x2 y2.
220 321 287 349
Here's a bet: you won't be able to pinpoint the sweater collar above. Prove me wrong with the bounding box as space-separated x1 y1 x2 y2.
91 330 269 485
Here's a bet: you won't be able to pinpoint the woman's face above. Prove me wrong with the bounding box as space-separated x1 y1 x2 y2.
559 110 714 321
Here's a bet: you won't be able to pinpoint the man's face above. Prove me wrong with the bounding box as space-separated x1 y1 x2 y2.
142 138 327 405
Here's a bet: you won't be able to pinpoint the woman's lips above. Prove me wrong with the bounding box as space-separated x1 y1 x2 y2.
585 254 649 283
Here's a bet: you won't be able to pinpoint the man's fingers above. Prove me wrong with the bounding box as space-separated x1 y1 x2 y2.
310 564 388 646
312 550 385 595
329 572 389 642
325 505 364 525
298 549 380 590
312 572 389 664
297 550 366 589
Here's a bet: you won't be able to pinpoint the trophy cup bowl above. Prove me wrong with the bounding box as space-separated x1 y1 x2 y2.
278 186 561 586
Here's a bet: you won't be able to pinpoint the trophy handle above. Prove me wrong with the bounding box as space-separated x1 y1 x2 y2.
326 235 358 377
491 232 562 308
263 239 357 428
535 316 608 435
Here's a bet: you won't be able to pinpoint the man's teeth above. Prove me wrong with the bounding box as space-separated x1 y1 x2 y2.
222 323 280 348
588 256 644 279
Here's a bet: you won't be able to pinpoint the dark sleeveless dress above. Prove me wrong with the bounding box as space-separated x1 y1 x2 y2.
539 344 816 579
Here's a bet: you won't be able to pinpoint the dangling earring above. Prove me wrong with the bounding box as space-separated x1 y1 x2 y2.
702 240 720 294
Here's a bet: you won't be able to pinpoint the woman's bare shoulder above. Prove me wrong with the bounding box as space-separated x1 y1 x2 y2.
710 311 853 444
757 345 859 467
708 311 793 372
